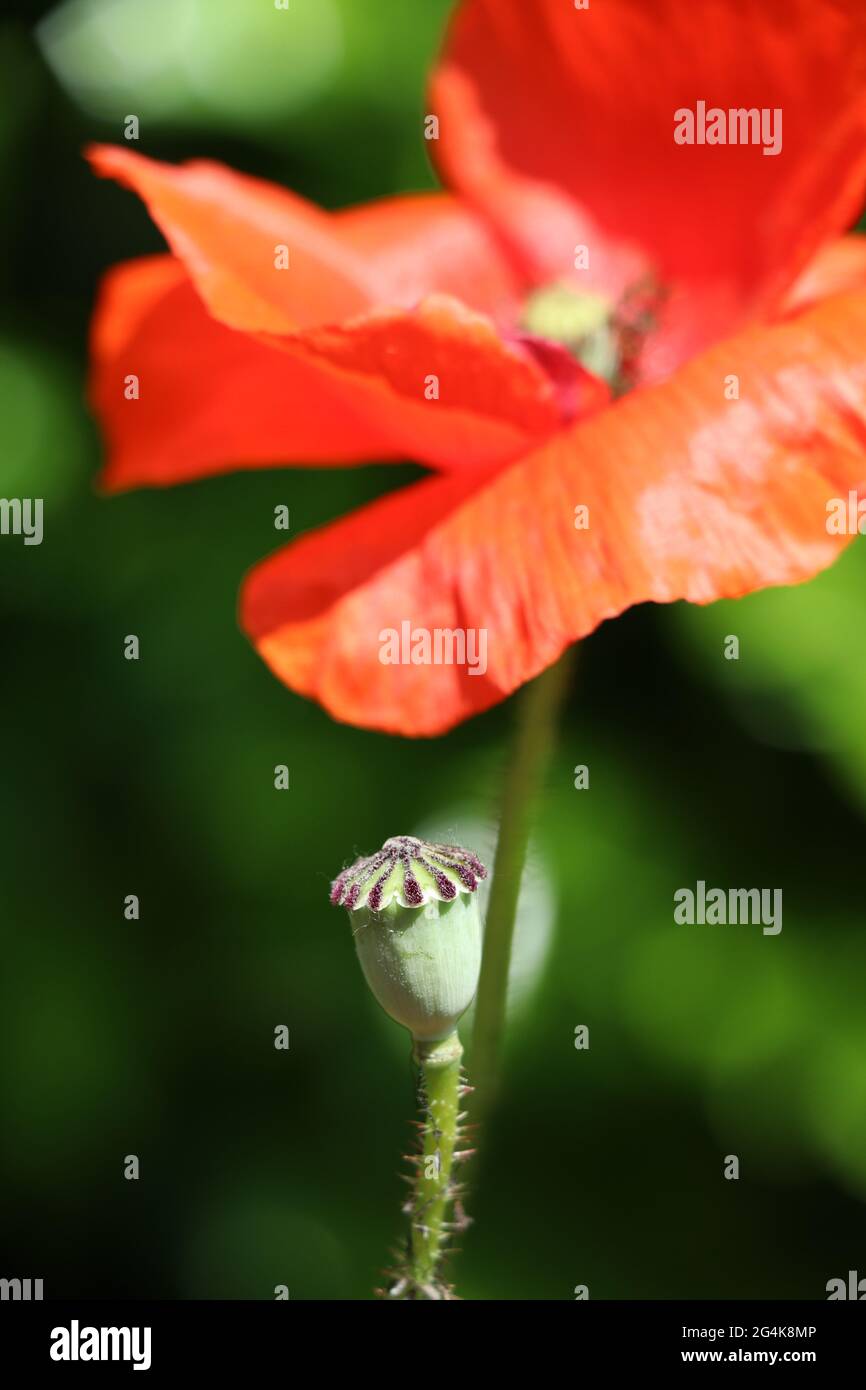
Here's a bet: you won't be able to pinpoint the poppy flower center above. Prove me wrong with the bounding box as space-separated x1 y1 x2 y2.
520 283 619 382
519 277 664 398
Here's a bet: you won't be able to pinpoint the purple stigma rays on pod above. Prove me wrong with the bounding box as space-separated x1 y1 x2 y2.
403 873 423 907
456 864 477 891
330 834 487 913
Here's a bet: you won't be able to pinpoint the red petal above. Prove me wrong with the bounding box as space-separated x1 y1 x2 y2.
90 258 564 488
429 61 648 302
431 0 866 376
242 291 866 735
87 144 375 333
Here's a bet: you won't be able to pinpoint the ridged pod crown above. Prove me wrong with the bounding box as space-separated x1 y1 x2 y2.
330 834 486 914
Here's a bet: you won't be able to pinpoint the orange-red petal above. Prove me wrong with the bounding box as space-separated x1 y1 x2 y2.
334 192 522 321
90 257 569 487
782 235 866 315
87 147 527 328
431 0 866 377
242 290 866 736
87 144 376 333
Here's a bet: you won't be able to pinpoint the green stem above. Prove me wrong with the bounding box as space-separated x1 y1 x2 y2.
471 650 574 1120
406 1030 464 1297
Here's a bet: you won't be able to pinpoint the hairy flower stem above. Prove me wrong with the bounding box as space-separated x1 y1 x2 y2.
404 1031 465 1296
472 650 574 1124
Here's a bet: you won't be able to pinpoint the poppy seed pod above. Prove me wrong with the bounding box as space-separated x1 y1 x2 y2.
331 835 487 1042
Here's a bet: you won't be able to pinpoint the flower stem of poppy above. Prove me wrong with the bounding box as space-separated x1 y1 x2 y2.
471 649 574 1122
403 1030 465 1297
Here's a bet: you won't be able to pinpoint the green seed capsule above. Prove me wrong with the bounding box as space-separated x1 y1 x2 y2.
331 835 487 1042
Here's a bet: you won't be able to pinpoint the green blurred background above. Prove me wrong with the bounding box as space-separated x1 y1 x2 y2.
2 0 866 1300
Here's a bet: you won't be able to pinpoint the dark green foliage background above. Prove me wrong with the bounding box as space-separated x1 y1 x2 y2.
1 0 865 1299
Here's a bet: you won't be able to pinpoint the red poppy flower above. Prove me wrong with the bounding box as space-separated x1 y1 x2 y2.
88 0 866 736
